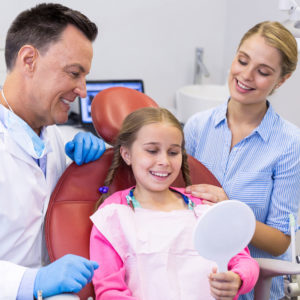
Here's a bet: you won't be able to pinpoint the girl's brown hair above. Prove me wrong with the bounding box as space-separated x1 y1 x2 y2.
95 107 191 209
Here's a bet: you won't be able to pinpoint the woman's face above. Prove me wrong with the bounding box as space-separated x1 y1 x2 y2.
228 34 288 106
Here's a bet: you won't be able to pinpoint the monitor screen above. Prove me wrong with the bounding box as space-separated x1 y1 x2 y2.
79 80 144 125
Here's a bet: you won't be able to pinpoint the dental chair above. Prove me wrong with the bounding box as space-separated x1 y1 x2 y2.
45 87 221 300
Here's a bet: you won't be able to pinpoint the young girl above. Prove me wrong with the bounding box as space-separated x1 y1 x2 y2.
90 107 259 300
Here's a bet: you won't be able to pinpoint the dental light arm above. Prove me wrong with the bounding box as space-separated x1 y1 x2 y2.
279 0 300 20
278 0 300 49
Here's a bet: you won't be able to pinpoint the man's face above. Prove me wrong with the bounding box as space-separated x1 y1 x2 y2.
27 25 93 132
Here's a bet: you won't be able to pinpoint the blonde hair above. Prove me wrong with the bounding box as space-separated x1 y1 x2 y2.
95 107 191 209
238 21 298 77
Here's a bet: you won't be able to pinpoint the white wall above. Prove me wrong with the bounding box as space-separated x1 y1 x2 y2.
88 0 227 110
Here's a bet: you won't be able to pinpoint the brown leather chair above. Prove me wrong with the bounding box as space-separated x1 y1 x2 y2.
45 87 221 300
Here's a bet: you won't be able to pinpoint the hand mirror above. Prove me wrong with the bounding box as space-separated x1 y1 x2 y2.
193 200 256 272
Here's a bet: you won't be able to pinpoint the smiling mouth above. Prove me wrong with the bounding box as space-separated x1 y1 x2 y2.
236 79 255 91
150 171 170 178
61 98 71 105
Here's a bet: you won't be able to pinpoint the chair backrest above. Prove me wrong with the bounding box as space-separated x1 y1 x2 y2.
45 87 221 300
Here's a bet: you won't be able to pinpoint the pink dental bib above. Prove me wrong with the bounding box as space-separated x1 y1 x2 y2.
91 203 216 300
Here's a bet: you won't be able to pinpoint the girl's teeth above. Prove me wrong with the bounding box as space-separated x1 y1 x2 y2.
151 171 168 177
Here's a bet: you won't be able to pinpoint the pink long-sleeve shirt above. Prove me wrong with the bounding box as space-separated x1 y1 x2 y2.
90 187 259 299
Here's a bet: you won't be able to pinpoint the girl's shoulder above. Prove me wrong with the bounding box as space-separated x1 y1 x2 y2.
91 187 134 224
99 187 133 209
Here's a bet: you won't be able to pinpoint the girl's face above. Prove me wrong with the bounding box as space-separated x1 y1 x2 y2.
120 122 183 195
228 34 289 106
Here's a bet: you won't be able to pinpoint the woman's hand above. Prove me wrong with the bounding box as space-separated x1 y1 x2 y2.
209 267 242 300
185 184 228 205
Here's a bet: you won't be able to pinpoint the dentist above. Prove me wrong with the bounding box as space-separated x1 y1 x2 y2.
184 21 300 300
0 3 105 299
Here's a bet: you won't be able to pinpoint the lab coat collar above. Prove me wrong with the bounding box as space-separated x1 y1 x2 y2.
4 128 54 170
5 132 39 168
0 104 52 165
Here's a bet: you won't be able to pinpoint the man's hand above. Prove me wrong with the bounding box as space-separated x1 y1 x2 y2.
34 254 99 298
65 132 105 165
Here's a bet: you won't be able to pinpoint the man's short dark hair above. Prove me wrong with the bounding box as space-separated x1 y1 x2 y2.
5 3 98 71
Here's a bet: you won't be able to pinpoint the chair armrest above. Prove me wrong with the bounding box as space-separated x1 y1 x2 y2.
254 258 300 300
256 258 300 278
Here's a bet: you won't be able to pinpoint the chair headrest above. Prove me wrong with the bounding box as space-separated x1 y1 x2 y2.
91 87 158 145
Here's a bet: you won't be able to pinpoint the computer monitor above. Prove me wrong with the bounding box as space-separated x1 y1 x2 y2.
79 79 144 133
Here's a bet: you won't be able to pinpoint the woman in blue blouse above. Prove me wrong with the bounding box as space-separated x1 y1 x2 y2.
184 21 300 300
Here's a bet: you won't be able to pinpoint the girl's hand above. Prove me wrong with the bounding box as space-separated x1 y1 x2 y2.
209 267 242 300
185 184 228 205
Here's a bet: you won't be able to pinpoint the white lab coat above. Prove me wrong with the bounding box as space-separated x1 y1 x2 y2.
0 114 66 299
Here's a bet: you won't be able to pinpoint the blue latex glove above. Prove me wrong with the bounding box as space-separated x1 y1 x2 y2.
33 254 99 298
65 132 106 165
